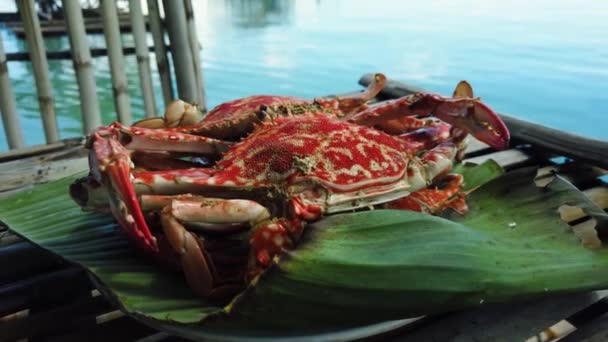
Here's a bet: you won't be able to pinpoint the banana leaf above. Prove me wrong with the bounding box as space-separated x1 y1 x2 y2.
1 161 608 341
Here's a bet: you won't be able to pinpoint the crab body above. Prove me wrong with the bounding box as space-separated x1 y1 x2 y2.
71 74 510 299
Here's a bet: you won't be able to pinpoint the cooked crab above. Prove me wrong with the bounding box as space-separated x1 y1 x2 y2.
70 77 509 298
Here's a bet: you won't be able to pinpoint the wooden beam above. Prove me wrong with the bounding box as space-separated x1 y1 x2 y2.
0 137 84 163
359 73 608 170
4 45 165 61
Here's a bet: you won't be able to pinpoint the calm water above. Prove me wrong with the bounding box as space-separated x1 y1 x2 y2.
1 0 607 151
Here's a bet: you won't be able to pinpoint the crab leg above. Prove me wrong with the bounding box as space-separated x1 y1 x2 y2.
370 116 442 135
143 195 270 297
387 174 468 214
314 73 386 115
89 133 158 253
348 89 509 150
113 122 232 156
402 141 461 195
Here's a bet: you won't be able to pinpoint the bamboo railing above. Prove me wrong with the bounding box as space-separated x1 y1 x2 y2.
16 0 59 143
0 0 206 152
100 0 132 124
0 34 25 149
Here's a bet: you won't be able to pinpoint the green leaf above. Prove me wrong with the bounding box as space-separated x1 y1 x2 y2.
0 174 221 324
223 168 608 332
1 165 607 340
452 159 504 191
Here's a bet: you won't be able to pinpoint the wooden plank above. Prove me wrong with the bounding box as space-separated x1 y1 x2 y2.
537 164 608 189
464 148 536 170
0 295 115 341
5 45 167 62
0 267 90 317
464 138 491 157
0 137 84 163
399 292 606 342
0 146 87 194
359 73 608 170
0 241 65 284
5 13 148 38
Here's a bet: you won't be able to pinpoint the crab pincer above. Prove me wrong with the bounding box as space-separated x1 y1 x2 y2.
349 81 510 150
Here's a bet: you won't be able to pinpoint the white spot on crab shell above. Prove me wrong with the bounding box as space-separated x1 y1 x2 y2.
336 164 373 178
126 214 135 224
169 135 179 141
370 160 382 171
267 224 279 231
356 143 368 157
222 180 236 186
286 139 306 147
327 147 353 159
273 235 285 247
262 231 270 239
175 176 194 184
206 178 216 185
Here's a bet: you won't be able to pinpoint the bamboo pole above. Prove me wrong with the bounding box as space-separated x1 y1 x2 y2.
129 0 157 118
100 0 132 124
62 0 102 133
162 0 198 104
147 0 173 105
0 35 25 149
183 0 206 110
16 0 59 143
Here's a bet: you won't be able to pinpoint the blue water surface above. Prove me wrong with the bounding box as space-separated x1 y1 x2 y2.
1 0 607 151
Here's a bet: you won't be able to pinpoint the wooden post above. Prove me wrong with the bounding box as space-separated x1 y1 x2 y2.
129 0 157 118
183 0 206 110
100 0 132 124
162 0 198 104
0 35 25 149
16 0 59 143
62 0 102 133
147 0 174 105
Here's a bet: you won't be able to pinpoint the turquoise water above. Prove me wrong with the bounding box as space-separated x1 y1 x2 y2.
1 0 607 151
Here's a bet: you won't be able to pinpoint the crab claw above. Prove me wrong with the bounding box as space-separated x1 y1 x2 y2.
431 96 510 150
133 100 203 129
403 82 509 150
90 133 159 253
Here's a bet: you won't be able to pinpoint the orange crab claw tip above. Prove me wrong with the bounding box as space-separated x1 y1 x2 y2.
453 80 474 98
470 101 510 150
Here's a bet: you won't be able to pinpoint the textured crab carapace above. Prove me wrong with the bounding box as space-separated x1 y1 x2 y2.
71 77 510 299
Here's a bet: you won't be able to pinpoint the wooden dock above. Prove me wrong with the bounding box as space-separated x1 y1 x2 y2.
2 12 147 38
0 76 607 341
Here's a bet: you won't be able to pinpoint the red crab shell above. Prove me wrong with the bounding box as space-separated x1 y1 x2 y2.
172 95 315 140
210 113 410 194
